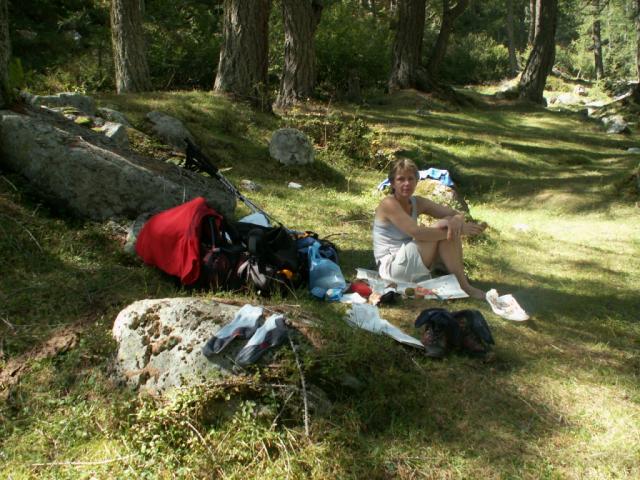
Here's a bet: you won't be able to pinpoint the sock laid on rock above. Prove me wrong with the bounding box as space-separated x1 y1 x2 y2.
234 314 289 366
202 304 264 359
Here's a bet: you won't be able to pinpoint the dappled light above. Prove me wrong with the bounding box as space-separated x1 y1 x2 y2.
2 0 640 476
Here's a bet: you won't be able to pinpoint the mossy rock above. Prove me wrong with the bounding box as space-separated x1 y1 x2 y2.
414 179 469 221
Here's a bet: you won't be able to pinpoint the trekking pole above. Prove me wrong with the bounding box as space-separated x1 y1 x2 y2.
184 138 281 227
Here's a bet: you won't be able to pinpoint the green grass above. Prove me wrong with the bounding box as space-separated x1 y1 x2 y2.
1 85 639 479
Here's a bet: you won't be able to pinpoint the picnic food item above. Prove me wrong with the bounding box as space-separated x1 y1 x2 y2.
415 286 436 298
348 280 373 299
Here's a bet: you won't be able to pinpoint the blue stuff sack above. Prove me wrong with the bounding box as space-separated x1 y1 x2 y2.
308 241 346 294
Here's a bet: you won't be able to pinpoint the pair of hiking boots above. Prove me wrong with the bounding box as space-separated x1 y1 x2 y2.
415 308 495 359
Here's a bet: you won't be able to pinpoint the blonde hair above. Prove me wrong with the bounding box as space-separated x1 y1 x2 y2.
388 158 419 193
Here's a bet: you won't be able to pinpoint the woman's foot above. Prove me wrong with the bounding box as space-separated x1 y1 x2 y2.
463 284 486 300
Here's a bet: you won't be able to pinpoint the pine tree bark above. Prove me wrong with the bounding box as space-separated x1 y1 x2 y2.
388 0 427 91
592 0 605 80
275 0 323 110
592 19 605 79
0 0 10 107
634 0 640 102
110 0 152 94
506 0 519 76
528 0 536 46
426 0 469 79
518 0 557 104
214 0 271 109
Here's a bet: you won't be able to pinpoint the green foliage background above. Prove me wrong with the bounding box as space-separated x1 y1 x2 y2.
8 0 639 96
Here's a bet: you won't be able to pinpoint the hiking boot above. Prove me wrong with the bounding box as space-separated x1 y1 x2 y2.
421 324 448 358
460 331 489 357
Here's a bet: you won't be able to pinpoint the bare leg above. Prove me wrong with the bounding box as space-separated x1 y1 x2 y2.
415 240 438 269
433 237 485 300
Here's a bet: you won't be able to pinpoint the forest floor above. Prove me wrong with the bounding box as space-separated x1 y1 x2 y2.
1 84 639 479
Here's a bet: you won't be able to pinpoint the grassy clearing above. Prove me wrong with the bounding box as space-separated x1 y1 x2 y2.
1 85 639 479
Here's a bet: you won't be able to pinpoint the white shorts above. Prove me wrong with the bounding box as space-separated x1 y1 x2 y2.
378 241 431 284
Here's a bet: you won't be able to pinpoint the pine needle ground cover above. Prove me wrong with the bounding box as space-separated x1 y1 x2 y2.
1 89 638 479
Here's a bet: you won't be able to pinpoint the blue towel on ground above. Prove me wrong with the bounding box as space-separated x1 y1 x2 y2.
376 168 454 191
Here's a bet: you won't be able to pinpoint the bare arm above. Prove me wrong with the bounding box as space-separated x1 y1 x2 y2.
376 197 448 242
415 197 468 239
377 196 487 241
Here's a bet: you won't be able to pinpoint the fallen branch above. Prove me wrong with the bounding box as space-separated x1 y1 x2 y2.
31 455 133 467
1 175 18 191
270 389 296 431
1 315 16 333
288 335 310 438
0 214 44 252
184 419 216 465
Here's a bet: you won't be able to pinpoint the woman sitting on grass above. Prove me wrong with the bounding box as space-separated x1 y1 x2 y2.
372 158 486 299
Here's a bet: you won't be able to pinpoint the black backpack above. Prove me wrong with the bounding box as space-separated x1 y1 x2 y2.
232 223 301 296
198 215 245 291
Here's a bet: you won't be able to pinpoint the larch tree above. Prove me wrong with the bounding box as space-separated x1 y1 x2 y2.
528 0 537 45
0 0 9 107
634 0 640 102
275 0 323 110
591 0 605 80
214 0 271 108
506 0 519 76
388 0 427 91
518 0 557 104
426 0 470 79
110 0 152 93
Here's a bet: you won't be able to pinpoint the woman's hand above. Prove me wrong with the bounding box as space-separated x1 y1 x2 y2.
446 215 464 240
462 221 488 237
432 219 449 230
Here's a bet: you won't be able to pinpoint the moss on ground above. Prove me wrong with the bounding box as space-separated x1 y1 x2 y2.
1 84 639 479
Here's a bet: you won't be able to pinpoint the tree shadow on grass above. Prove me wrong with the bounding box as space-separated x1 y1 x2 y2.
308 310 571 477
313 243 639 477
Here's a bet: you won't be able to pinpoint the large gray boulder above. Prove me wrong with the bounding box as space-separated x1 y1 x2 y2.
0 107 236 220
146 111 194 151
97 107 131 126
24 91 97 115
97 121 129 148
551 92 583 106
414 178 469 215
269 128 314 165
602 115 630 134
112 298 241 394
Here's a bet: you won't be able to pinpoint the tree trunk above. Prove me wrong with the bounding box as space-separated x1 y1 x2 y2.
388 0 427 91
592 0 605 80
0 0 10 107
518 0 557 104
426 0 469 79
110 0 152 94
214 0 271 109
275 0 323 110
592 19 605 80
506 0 519 76
634 0 640 102
528 0 536 46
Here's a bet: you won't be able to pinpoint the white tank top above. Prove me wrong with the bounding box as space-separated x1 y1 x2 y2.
372 196 417 263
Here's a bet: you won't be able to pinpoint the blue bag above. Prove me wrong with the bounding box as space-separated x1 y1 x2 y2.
308 241 346 295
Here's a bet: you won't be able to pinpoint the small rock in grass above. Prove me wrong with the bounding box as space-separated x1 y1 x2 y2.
240 179 262 191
